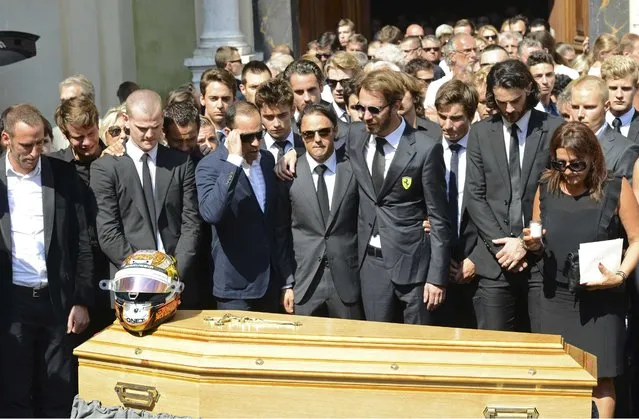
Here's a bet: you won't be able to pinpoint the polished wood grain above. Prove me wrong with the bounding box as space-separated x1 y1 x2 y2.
75 310 596 418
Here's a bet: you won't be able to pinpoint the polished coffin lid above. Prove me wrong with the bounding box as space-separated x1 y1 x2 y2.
75 310 597 391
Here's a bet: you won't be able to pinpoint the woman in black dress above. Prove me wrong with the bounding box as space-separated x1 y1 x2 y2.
523 122 639 418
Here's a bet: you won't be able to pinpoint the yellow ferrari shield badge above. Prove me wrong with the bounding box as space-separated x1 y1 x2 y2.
401 176 412 190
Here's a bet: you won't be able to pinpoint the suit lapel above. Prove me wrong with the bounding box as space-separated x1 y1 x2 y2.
122 155 155 233
41 157 55 257
488 118 510 191
296 156 325 228
326 158 352 230
599 125 616 157
355 128 376 201
520 112 545 190
154 147 174 220
0 156 11 252
378 126 416 198
628 111 639 143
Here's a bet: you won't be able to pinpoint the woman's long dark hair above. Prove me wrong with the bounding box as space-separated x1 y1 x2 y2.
540 121 609 201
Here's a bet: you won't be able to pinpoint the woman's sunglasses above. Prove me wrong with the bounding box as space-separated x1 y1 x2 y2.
551 159 588 173
108 126 130 137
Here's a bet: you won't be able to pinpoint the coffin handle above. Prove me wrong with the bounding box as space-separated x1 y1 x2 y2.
114 382 160 411
483 406 539 418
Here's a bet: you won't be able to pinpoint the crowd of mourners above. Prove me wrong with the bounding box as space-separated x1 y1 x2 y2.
1 12 639 418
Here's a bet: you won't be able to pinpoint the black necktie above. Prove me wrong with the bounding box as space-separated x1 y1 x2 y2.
448 143 462 240
314 164 329 227
217 131 225 145
612 117 622 133
141 153 157 245
273 141 288 161
371 137 386 236
372 137 386 195
508 124 524 234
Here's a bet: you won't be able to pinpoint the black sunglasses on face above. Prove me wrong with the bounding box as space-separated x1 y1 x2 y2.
352 103 390 115
326 78 350 89
484 34 497 40
301 127 333 141
424 47 440 52
108 126 130 137
316 53 331 60
551 159 588 173
239 130 264 143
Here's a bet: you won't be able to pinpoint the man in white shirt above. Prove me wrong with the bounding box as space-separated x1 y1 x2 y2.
275 104 362 319
254 78 304 161
0 104 93 417
196 102 280 312
601 55 639 143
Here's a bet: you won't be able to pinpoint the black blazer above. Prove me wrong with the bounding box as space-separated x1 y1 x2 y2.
626 110 639 144
416 116 443 139
465 109 563 279
274 150 360 304
196 147 279 299
598 124 639 181
0 155 93 328
90 145 201 283
346 121 452 286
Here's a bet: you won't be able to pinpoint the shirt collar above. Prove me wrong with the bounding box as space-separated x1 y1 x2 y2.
5 152 41 178
606 107 636 127
126 139 158 162
264 130 294 149
502 109 532 134
331 101 346 118
595 122 608 138
371 118 406 149
442 132 469 150
306 150 337 175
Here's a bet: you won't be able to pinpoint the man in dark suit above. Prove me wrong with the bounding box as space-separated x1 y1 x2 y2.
275 104 362 319
196 102 280 312
570 76 639 181
0 104 93 417
254 78 305 160
49 97 113 334
90 90 201 295
466 60 563 332
349 70 452 325
600 55 639 144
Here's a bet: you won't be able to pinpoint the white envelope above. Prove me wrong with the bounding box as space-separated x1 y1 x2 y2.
578 238 623 284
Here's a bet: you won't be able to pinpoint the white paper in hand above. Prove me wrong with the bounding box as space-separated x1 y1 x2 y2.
578 238 623 284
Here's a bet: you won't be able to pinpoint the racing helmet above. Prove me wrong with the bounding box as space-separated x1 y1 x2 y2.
100 250 184 335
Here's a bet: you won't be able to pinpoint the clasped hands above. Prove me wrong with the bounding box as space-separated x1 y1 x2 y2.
492 227 544 272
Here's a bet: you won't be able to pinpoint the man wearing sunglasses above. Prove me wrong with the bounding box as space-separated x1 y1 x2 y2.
465 60 563 333
570 76 639 181
275 104 362 320
196 102 280 312
91 90 201 306
324 51 360 124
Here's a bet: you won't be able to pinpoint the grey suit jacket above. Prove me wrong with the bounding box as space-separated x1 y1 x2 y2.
346 121 452 287
626 110 639 144
598 125 639 182
466 109 563 279
90 145 201 283
274 151 360 304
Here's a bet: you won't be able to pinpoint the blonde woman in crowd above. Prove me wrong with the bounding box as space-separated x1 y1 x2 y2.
99 105 127 146
588 33 619 77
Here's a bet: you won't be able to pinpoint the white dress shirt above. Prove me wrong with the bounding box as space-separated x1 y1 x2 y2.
424 73 453 108
606 107 635 138
227 153 266 213
264 130 295 162
443 133 469 235
555 64 579 80
126 140 165 252
502 110 532 167
331 101 349 123
306 151 337 211
6 154 48 288
365 118 406 248
321 83 334 103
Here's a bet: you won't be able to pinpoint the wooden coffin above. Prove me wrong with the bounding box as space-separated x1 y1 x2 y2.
75 310 596 418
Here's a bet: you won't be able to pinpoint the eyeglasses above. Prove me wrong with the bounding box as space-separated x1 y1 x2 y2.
239 130 264 143
108 126 130 137
550 159 588 173
402 46 422 55
424 47 440 52
301 127 333 141
326 78 350 89
418 77 434 84
483 34 497 40
352 103 390 115
316 53 332 60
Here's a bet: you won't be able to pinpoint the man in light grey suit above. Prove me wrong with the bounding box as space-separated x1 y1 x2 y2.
90 90 201 304
275 104 362 319
570 76 639 181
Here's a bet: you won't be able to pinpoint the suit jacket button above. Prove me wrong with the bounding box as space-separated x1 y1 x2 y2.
504 200 508 206
317 256 322 262
324 235 329 239
504 219 509 225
